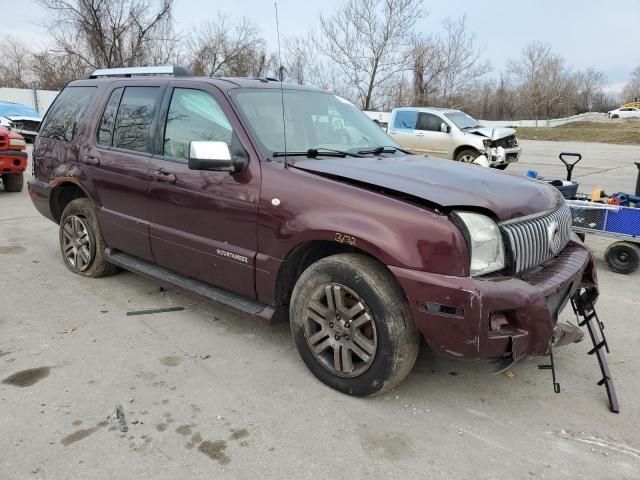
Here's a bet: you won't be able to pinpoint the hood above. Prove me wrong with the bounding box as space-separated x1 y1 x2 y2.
291 156 562 222
6 115 42 122
467 126 515 140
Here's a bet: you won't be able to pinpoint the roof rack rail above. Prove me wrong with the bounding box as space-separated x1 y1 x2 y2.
86 66 193 79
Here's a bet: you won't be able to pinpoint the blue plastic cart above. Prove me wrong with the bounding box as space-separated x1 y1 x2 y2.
567 200 640 274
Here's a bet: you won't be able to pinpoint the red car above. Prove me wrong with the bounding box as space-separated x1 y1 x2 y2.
0 125 27 192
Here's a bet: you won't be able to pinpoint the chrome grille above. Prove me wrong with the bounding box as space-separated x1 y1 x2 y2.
500 203 572 274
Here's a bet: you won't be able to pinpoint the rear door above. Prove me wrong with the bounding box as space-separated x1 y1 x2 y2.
387 110 417 151
413 112 451 157
87 82 166 261
147 82 260 298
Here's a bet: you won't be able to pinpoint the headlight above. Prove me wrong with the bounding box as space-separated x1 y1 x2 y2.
454 211 505 276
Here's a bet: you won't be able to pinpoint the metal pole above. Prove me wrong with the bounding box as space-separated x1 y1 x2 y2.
32 86 39 113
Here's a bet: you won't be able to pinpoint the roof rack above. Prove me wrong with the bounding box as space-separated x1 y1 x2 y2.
86 66 193 79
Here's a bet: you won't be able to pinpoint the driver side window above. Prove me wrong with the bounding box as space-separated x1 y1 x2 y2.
163 88 233 162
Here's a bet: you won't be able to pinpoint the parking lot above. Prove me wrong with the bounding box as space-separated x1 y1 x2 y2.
1 140 639 479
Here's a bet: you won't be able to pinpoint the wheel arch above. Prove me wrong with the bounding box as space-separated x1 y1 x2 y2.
274 240 381 307
453 145 481 160
49 180 91 224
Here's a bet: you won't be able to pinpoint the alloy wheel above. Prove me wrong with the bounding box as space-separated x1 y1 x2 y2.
303 283 377 378
61 215 94 272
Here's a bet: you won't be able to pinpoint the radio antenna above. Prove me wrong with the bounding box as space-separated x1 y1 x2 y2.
275 2 288 167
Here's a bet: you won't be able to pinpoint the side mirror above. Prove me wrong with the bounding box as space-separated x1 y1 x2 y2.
188 141 246 173
440 122 449 133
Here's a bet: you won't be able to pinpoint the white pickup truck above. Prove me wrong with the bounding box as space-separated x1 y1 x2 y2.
387 107 521 170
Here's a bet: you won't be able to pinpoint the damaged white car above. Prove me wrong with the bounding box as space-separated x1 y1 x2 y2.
387 107 520 170
0 102 42 143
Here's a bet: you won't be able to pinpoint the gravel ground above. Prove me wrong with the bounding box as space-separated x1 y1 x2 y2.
1 141 639 480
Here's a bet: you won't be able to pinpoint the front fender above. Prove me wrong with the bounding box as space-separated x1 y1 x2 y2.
257 163 470 276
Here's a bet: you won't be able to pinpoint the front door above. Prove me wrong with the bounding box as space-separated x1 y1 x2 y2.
147 82 260 299
413 112 451 157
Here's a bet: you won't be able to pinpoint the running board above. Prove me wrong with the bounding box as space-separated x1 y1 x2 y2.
106 249 275 321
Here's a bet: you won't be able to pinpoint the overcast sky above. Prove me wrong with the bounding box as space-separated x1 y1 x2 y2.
7 0 640 90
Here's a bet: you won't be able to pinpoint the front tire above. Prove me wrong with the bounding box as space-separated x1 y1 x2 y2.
59 198 119 278
290 254 419 396
455 148 480 163
2 173 23 192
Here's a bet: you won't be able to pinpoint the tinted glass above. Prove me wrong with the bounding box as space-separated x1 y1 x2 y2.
393 110 418 130
112 87 161 152
163 89 233 161
97 88 123 146
39 87 96 141
416 113 442 132
232 89 396 155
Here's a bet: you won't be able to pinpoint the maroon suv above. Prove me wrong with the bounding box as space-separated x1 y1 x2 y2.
28 66 597 396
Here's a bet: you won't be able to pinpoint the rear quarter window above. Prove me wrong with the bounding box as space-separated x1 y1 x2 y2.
39 86 96 141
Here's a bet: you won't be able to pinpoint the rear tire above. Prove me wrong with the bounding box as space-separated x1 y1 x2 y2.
59 198 119 278
2 173 23 192
605 241 639 274
290 253 420 396
455 148 479 163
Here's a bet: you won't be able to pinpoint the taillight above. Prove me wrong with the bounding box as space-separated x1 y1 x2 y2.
0 134 7 150
9 138 26 150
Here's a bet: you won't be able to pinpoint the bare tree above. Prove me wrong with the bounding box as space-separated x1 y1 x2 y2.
508 42 573 119
437 15 491 107
188 14 265 77
315 0 423 110
0 37 32 88
30 52 89 90
574 68 606 112
622 65 640 103
283 36 312 85
410 34 444 106
38 0 176 69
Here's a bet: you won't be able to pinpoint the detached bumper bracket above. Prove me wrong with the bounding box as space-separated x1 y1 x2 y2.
538 346 561 393
571 288 619 413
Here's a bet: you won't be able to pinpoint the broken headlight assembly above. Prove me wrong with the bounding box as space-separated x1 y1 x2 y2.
454 211 505 276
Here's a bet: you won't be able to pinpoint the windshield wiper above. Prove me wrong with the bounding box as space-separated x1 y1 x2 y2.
357 145 411 155
272 148 363 158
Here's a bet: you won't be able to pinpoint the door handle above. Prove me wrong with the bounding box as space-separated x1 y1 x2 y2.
388 130 397 134
416 132 425 137
81 155 100 166
151 170 177 184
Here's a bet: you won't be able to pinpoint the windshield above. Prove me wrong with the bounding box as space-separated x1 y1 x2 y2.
444 111 480 129
0 103 41 117
231 89 400 157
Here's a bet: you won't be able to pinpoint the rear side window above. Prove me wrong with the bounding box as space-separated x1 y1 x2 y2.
39 86 96 141
97 88 124 146
111 87 162 153
393 110 417 130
